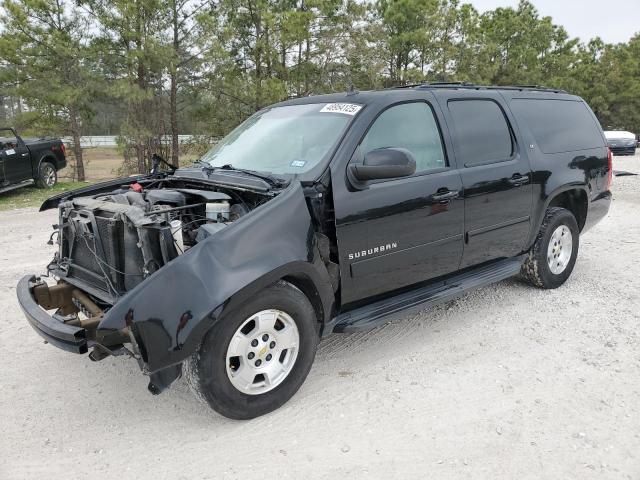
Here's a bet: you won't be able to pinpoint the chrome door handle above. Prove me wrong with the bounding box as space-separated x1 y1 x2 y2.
508 174 529 186
432 190 459 203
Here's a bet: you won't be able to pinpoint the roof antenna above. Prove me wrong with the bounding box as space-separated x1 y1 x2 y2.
347 83 359 96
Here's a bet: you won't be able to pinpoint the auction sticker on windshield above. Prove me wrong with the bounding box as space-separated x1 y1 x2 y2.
319 103 362 115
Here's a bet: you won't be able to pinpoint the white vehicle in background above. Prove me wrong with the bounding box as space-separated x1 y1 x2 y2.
604 130 637 156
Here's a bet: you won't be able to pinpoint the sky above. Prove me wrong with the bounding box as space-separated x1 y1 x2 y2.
469 0 639 44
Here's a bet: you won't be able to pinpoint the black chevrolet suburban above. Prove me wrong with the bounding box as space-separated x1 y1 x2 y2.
0 127 67 193
17 84 612 419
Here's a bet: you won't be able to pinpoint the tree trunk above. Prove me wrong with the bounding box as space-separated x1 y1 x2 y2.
69 106 85 182
304 36 310 94
136 143 146 174
170 0 180 167
265 25 271 76
297 41 303 95
170 70 179 167
135 3 148 174
255 11 263 111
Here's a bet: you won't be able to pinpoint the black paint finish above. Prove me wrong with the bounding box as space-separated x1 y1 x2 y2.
436 90 535 267
329 87 609 312
335 168 464 304
330 91 465 305
19 84 612 389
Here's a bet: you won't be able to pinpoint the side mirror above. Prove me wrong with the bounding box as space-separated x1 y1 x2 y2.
349 147 416 182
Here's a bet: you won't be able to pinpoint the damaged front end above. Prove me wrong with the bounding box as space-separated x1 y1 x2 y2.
50 183 249 304
18 173 335 394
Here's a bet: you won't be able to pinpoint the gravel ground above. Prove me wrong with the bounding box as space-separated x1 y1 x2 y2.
1 154 639 480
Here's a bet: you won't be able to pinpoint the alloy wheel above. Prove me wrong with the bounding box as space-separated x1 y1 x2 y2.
225 309 300 395
547 225 573 274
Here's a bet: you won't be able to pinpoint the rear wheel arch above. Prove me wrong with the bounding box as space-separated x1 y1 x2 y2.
38 154 58 170
527 185 588 250
547 188 588 232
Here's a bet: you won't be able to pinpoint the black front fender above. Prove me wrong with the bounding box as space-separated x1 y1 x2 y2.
97 182 334 373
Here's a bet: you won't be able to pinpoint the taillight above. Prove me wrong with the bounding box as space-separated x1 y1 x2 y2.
51 143 66 156
606 147 613 190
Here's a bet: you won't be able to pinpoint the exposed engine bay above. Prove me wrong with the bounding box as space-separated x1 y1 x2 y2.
49 180 273 306
19 174 335 391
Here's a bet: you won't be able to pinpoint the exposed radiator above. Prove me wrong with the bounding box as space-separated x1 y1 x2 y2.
58 201 178 302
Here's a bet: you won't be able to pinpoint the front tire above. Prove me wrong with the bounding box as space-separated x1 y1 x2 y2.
185 281 319 419
36 161 57 188
521 207 579 289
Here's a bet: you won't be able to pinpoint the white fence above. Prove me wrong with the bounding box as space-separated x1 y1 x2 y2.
61 135 202 148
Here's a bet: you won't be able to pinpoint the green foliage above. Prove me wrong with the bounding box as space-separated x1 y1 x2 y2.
0 0 103 180
1 0 639 177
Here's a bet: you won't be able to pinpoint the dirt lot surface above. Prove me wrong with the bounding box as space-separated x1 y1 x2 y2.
1 154 639 479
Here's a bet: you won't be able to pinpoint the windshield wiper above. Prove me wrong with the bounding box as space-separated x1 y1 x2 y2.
193 160 289 188
193 159 214 172
212 164 288 188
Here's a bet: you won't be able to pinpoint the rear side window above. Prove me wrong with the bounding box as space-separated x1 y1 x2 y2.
448 99 513 167
510 99 604 153
360 102 446 174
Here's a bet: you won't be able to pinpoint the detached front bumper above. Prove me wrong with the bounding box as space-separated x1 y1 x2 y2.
17 275 180 394
17 275 88 354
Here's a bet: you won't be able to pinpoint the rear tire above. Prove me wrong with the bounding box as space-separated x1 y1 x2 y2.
184 281 319 419
36 161 57 188
521 207 579 289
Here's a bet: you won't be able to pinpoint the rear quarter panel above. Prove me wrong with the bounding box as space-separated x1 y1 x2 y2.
502 92 610 246
25 139 66 173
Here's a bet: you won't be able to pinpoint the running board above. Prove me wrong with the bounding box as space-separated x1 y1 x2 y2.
332 255 525 333
0 179 34 194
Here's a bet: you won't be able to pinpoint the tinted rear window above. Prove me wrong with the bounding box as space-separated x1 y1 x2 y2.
448 100 513 167
510 99 604 154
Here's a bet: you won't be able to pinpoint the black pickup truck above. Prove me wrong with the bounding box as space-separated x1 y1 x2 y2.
17 84 611 419
0 127 67 193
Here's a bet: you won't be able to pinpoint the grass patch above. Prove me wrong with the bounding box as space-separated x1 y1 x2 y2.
1 147 203 211
0 181 92 212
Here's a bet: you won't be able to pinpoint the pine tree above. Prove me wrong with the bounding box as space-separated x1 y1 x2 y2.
0 0 99 181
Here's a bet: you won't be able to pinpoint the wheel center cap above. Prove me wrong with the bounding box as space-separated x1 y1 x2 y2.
258 345 268 357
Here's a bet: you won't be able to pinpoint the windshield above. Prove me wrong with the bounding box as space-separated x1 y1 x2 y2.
200 103 360 175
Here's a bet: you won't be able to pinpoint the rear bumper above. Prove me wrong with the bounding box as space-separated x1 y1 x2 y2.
17 275 88 354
